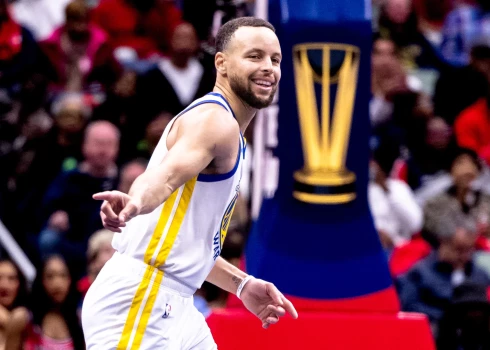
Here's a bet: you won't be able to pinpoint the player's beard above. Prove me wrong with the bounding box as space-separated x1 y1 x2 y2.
229 73 277 109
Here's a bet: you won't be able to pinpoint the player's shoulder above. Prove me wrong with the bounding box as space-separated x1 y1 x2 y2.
178 102 240 136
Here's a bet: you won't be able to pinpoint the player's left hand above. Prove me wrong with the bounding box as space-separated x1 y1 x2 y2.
240 278 298 329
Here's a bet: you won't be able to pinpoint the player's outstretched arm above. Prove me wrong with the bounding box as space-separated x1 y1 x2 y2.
93 108 239 232
206 257 298 329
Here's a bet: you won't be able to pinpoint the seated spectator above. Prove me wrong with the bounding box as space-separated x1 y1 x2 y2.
0 258 28 350
370 35 411 127
3 92 90 250
6 255 84 350
129 112 173 162
91 0 182 59
433 40 489 126
369 138 423 249
0 0 46 100
397 216 490 335
38 121 119 276
78 229 115 296
136 22 216 118
436 282 490 350
423 148 490 245
116 158 147 194
378 0 446 71
40 0 121 93
454 65 490 165
397 116 459 206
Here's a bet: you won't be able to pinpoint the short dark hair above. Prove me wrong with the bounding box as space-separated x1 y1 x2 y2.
215 17 275 53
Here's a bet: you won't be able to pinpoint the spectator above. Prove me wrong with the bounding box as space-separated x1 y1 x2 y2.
433 41 489 126
378 0 446 70
423 148 490 244
6 255 84 350
40 0 121 93
436 281 490 350
370 35 410 127
4 92 90 248
397 216 490 335
77 229 114 296
0 258 28 350
398 116 459 206
38 120 119 275
369 138 423 249
453 50 490 165
0 0 46 100
117 158 147 194
137 22 216 118
128 112 173 162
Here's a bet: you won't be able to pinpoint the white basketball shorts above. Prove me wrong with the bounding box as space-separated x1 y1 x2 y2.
81 252 217 349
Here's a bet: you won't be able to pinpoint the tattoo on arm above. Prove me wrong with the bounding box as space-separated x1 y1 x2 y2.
232 275 242 288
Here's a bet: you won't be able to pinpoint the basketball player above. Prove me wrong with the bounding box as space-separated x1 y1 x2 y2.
81 17 298 349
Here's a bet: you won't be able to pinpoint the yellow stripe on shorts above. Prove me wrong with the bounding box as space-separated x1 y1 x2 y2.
116 265 154 350
130 270 163 349
117 178 197 349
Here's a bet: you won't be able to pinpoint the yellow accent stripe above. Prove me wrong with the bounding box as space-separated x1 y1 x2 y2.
118 178 197 348
130 270 164 349
154 177 197 267
116 266 154 350
143 190 179 265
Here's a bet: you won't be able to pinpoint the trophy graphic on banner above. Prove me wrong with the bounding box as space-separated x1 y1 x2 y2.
292 43 360 205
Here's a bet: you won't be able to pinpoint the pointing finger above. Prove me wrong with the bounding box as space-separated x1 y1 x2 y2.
93 191 113 201
281 296 298 319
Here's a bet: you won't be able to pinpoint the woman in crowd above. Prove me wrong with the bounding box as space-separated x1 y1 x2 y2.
6 255 84 350
0 258 28 350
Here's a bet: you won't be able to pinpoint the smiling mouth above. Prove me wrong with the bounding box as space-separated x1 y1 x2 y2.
252 79 274 89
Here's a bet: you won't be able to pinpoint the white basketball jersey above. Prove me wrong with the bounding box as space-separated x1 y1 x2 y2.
112 92 244 291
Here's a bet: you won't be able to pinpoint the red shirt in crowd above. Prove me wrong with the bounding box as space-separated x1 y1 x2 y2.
454 98 490 165
90 0 182 58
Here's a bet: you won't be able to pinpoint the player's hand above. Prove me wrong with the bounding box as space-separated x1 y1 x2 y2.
93 191 141 232
240 278 298 329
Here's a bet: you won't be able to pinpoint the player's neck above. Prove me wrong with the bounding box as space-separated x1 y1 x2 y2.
212 85 256 133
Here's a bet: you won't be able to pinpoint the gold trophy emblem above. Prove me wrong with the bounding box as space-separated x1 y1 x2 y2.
292 43 360 204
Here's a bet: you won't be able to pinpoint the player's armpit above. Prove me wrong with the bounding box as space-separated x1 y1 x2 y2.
127 108 240 216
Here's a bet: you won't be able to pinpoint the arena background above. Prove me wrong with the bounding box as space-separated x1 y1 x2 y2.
2 0 490 348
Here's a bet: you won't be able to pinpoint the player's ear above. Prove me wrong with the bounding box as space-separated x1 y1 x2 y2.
215 52 227 76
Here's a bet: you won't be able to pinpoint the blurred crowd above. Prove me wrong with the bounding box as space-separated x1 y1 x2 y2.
0 0 490 348
370 0 490 347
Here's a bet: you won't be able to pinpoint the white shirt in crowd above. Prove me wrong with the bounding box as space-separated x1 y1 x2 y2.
369 179 423 246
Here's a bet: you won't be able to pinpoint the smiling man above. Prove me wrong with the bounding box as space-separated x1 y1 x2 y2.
81 17 297 350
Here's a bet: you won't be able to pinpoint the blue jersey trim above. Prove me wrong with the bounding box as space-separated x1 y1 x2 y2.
176 100 229 118
207 92 246 148
197 138 241 182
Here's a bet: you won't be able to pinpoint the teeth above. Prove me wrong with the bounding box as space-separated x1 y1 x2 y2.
254 80 272 87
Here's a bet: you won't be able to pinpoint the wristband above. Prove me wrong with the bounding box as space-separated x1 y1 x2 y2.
236 275 254 299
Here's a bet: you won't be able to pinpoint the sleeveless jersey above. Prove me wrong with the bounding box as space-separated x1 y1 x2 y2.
112 92 244 291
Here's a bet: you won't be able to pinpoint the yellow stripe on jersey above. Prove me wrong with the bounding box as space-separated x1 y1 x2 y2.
143 190 179 265
116 265 154 350
154 177 197 267
117 178 197 349
130 270 163 349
